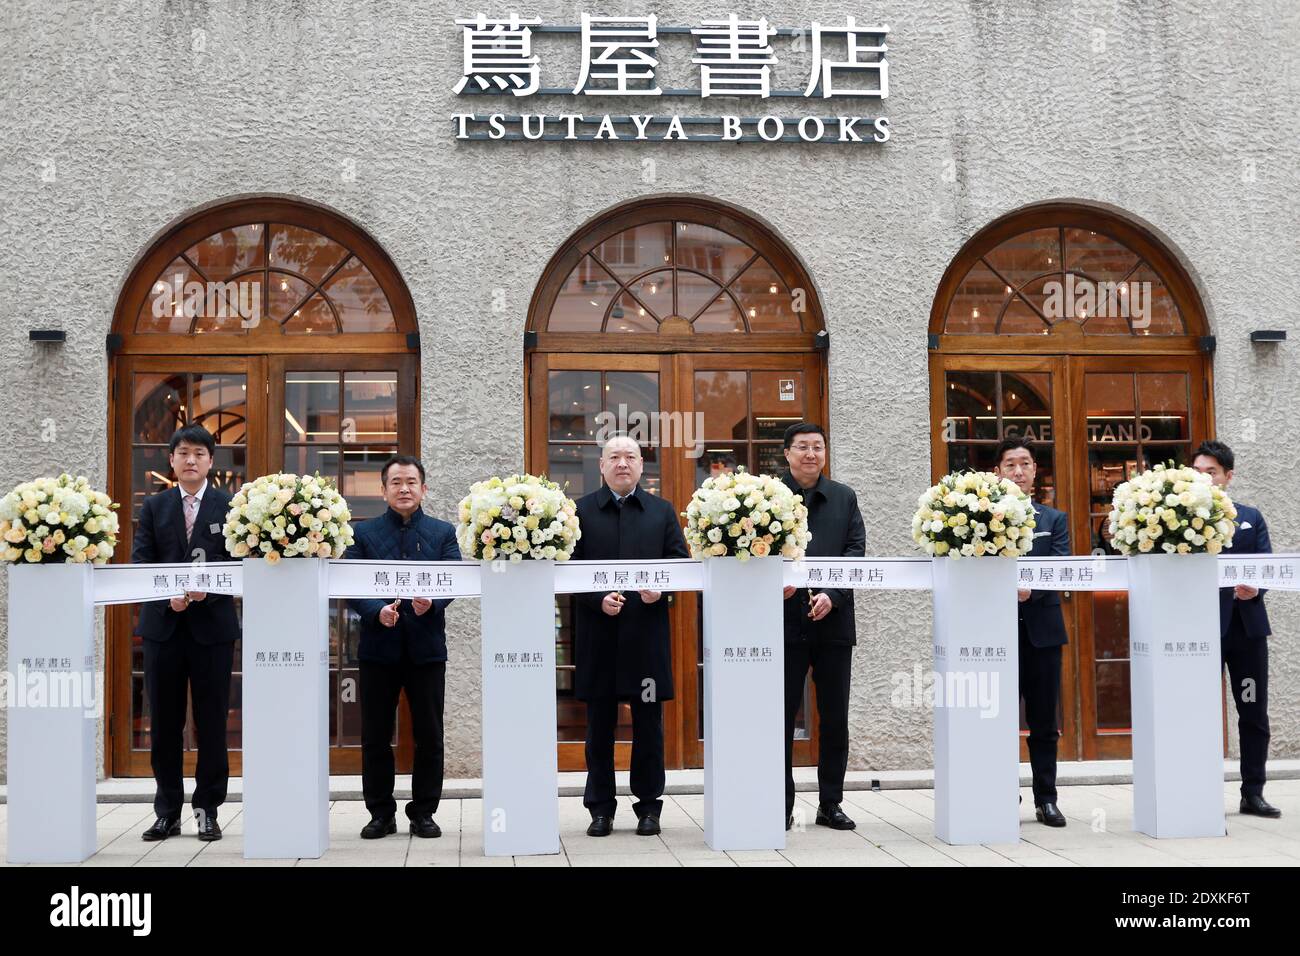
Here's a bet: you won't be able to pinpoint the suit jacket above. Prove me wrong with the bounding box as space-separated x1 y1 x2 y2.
345 506 461 664
781 472 867 645
131 484 240 645
571 485 690 702
1220 502 1272 639
1019 502 1070 648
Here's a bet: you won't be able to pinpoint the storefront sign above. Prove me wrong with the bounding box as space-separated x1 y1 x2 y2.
452 14 890 145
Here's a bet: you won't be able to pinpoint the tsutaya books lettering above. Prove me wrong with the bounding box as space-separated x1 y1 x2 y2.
451 13 891 144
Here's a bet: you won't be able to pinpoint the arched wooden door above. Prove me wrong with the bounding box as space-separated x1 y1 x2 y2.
106 197 420 776
928 201 1216 760
525 197 830 771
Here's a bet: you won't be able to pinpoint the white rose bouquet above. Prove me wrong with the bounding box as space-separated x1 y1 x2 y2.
0 474 120 564
223 472 355 563
682 468 810 560
457 474 580 561
1106 461 1235 555
912 470 1034 559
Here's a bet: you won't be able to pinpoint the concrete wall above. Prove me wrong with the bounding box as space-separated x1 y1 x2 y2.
1 0 1296 779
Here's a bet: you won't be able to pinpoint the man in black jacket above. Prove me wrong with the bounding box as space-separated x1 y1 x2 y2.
132 424 240 842
1194 439 1281 818
572 435 690 837
781 423 866 832
345 455 461 839
995 437 1069 828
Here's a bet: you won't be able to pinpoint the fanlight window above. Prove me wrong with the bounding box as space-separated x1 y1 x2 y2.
943 226 1186 336
134 222 397 335
546 220 804 333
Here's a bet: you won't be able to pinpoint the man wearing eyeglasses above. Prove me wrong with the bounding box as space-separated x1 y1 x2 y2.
781 422 866 832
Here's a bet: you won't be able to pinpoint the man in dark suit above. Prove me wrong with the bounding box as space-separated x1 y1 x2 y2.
1194 440 1281 818
572 435 689 837
345 455 461 839
781 423 866 832
995 437 1069 828
132 424 239 842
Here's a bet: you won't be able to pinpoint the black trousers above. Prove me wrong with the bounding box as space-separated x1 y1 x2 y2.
1018 624 1062 806
359 655 446 819
1222 623 1270 798
583 697 664 819
143 622 234 819
784 641 852 817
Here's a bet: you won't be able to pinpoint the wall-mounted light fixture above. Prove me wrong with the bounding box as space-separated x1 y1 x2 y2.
1249 330 1286 344
29 330 66 343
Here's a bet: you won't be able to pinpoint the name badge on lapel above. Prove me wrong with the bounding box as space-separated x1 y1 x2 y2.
209 523 221 534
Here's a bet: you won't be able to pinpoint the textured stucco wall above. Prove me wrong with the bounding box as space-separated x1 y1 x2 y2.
0 0 1297 781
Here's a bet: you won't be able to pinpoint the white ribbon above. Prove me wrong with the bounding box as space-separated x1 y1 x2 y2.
784 557 933 590
1015 555 1130 591
325 559 482 600
553 558 704 594
1218 552 1300 591
92 562 242 606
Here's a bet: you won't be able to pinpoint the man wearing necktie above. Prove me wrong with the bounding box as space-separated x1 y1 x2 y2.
1194 440 1281 818
995 437 1069 828
571 435 689 837
131 425 240 842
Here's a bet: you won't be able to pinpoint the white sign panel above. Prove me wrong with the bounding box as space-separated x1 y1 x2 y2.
1015 556 1130 592
91 561 242 605
553 558 703 594
1218 553 1300 591
326 559 481 599
784 556 932 590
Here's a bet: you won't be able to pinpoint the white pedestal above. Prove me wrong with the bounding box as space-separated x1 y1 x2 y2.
479 559 559 856
5 563 97 863
241 558 330 859
1128 554 1226 838
931 557 1020 845
701 556 785 851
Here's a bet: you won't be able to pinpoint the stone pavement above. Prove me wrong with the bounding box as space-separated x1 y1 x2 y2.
4 779 1298 867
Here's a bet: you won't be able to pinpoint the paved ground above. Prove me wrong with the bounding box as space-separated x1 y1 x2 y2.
4 779 1299 866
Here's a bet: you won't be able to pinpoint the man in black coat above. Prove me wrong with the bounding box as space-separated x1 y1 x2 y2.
572 435 689 837
1194 439 1281 818
995 437 1069 828
781 423 866 832
345 455 462 840
132 424 240 842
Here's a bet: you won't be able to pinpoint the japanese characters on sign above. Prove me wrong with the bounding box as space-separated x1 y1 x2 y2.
553 558 705 594
325 560 483 600
1218 554 1300 591
451 13 891 144
91 562 242 606
784 557 933 590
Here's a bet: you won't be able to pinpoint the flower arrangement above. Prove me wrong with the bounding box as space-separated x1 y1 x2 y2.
1106 461 1235 555
682 469 810 560
0 474 120 564
912 471 1035 558
222 472 354 563
457 474 580 561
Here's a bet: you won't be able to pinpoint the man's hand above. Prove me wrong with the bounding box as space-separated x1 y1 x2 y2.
807 592 833 622
638 589 661 604
1018 588 1031 603
186 591 207 603
412 597 433 616
1235 584 1260 600
783 585 797 600
169 596 189 613
601 592 625 616
378 599 401 628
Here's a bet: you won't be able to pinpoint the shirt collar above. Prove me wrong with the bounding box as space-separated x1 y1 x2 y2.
384 505 424 527
599 484 640 508
783 470 827 501
179 480 208 502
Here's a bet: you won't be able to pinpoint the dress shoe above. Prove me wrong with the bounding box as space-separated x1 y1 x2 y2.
635 814 661 836
587 815 613 837
815 803 856 830
360 815 397 839
409 814 442 838
1035 802 1067 827
195 812 222 842
1240 795 1282 818
141 816 181 841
